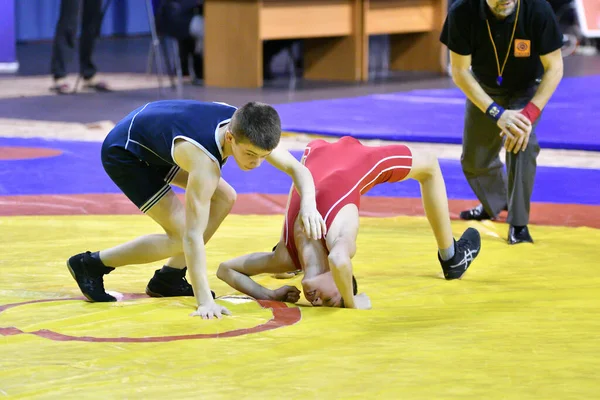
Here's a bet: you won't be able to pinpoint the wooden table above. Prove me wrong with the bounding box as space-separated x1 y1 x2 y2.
361 0 448 80
204 0 362 88
203 0 447 88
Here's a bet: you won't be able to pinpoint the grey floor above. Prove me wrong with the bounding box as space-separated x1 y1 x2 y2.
1 35 598 124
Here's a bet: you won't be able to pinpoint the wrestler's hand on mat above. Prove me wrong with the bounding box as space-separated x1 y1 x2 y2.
299 205 326 240
272 285 301 303
190 301 231 319
353 293 372 310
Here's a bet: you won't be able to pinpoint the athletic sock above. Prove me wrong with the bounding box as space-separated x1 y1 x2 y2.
438 244 455 261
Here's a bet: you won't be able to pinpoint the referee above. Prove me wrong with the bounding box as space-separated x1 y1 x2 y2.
440 0 563 244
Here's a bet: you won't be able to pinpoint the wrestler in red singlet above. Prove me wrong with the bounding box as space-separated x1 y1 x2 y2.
283 136 413 269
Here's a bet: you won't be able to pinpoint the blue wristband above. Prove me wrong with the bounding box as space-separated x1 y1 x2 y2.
485 102 505 122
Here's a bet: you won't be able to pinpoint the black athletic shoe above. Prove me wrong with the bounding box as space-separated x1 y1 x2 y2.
459 204 493 221
439 228 481 280
67 251 116 302
507 225 534 245
146 266 215 299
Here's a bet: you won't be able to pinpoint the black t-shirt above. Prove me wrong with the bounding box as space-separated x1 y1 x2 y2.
440 0 563 90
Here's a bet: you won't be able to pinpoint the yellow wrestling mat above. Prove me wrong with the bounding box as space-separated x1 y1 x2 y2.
1 215 599 399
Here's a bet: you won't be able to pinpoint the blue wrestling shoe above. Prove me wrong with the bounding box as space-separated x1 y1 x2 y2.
67 251 116 302
438 227 481 280
146 266 215 299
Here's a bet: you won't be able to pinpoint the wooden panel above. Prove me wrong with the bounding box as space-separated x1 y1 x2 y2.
303 0 362 81
388 32 440 72
261 0 354 40
365 0 435 34
304 37 361 81
204 0 363 87
204 0 262 88
388 0 448 73
361 0 448 77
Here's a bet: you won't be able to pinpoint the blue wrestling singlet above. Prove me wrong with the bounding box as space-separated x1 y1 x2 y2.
101 100 236 212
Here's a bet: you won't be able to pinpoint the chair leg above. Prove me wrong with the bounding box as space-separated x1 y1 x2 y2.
284 47 297 90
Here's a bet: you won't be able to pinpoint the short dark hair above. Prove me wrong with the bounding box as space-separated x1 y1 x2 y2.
230 102 281 151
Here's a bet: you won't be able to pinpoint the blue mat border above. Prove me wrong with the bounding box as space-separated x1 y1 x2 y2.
1 137 599 205
275 75 600 152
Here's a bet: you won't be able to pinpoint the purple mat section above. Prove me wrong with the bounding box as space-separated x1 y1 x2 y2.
275 75 600 151
1 137 599 205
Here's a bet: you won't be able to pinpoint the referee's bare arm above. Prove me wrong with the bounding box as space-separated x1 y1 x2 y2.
449 51 497 113
449 51 531 137
529 49 563 110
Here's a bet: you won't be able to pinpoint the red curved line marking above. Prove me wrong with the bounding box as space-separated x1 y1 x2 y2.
0 297 74 312
0 296 301 342
0 327 23 336
0 147 63 160
0 293 145 313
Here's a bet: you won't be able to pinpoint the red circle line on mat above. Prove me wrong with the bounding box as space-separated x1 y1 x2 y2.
0 146 63 160
0 294 301 342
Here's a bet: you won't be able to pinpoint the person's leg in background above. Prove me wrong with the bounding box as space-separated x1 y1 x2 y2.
177 37 203 84
50 0 80 94
178 38 192 77
191 42 203 83
80 0 111 91
189 7 204 83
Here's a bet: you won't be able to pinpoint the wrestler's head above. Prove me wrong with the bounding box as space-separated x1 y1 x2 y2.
301 271 358 308
227 102 281 171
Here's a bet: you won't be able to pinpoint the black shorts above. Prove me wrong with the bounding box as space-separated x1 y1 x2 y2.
101 124 180 213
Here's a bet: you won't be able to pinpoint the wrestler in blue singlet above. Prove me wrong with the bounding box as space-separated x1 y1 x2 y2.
101 100 236 212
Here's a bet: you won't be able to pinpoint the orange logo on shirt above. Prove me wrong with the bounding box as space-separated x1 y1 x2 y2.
514 39 531 57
